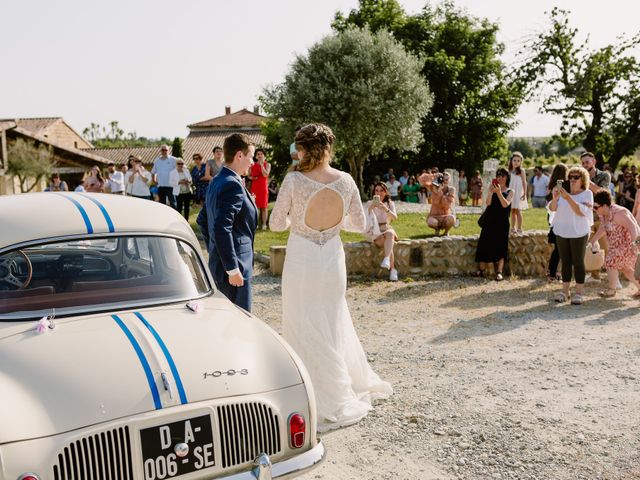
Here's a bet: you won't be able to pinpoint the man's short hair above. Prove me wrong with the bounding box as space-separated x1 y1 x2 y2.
212 146 223 153
107 162 115 167
223 133 254 164
580 151 595 160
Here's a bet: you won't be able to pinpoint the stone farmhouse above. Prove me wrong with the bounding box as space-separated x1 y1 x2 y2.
0 117 109 194
182 106 268 165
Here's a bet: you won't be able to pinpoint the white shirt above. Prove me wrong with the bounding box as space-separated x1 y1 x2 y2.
124 169 152 196
151 155 177 186
169 168 192 195
386 180 402 196
551 189 593 238
106 170 125 193
531 174 549 197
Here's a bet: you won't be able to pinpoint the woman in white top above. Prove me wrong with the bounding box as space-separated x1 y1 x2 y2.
365 182 399 281
173 159 193 220
269 124 392 432
124 157 152 199
549 166 593 304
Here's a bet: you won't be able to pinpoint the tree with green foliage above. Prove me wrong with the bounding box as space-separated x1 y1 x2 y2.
514 8 640 169
509 138 535 159
83 121 171 148
260 27 432 193
333 0 523 174
171 137 183 159
7 138 53 192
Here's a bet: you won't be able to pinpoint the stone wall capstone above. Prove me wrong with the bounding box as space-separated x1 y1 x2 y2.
270 231 553 278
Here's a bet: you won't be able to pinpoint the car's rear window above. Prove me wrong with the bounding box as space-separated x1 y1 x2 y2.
0 236 211 319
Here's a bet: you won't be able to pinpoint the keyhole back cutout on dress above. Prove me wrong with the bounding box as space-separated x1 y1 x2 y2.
304 187 344 232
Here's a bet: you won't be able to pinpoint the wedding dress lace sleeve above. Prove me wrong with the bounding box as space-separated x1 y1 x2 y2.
342 175 366 233
268 173 293 232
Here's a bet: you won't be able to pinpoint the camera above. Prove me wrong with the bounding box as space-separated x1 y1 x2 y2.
432 174 445 186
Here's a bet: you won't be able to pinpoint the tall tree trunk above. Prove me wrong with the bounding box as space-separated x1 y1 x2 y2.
583 100 603 165
345 151 367 198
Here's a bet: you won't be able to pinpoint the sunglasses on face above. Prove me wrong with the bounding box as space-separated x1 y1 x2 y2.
593 204 601 210
569 175 581 180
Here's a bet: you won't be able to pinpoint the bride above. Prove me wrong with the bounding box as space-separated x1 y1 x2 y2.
269 123 392 431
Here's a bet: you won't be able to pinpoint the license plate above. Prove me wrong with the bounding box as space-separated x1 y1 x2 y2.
140 414 215 480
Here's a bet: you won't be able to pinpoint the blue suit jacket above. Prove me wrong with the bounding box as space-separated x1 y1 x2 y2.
206 167 258 285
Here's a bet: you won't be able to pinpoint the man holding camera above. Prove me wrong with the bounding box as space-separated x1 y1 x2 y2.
418 172 457 236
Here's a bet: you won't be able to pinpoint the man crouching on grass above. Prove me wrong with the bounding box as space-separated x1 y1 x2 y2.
419 172 457 236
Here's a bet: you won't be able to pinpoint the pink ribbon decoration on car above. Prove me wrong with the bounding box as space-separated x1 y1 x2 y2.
35 316 55 333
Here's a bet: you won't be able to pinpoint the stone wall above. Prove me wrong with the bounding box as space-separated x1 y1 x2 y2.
270 231 553 278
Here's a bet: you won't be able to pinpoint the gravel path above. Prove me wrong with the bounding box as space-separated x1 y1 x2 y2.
252 266 640 480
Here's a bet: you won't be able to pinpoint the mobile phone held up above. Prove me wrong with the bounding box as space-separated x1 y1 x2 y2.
373 194 381 203
491 179 499 187
556 179 563 190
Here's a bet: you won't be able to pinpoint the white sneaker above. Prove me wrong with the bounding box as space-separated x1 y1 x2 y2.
380 256 391 270
389 269 398 281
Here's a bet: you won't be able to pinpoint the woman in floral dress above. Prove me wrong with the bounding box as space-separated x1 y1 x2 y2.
590 190 640 298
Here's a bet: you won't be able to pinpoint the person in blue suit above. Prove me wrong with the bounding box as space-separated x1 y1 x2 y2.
205 133 257 311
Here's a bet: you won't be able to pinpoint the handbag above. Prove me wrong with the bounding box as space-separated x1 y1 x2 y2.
477 209 488 228
584 243 605 272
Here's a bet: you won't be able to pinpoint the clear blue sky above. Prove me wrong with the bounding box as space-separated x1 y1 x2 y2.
2 0 638 139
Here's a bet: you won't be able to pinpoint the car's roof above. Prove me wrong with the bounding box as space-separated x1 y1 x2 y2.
0 193 199 250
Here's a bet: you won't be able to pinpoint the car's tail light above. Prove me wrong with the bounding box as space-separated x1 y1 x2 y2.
288 413 306 448
18 474 41 480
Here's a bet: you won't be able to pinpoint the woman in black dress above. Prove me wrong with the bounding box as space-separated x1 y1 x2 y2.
475 168 514 281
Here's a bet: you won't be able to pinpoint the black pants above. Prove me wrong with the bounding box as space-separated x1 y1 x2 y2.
549 245 560 278
177 192 192 220
158 186 176 209
547 227 560 277
556 234 588 284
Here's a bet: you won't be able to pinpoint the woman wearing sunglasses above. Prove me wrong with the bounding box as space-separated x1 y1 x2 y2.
548 166 593 304
589 190 640 298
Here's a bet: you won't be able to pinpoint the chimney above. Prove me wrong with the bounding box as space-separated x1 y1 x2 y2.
225 105 231 115
253 105 260 114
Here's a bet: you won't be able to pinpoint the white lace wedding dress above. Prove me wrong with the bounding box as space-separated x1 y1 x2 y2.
269 171 393 431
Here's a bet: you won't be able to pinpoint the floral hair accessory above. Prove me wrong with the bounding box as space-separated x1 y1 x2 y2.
186 301 202 313
35 315 55 334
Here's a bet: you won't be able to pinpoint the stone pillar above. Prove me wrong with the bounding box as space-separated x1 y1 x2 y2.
481 159 500 211
270 246 286 275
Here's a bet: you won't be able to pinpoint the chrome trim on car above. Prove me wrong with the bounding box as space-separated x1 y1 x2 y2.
253 453 272 480
221 441 325 479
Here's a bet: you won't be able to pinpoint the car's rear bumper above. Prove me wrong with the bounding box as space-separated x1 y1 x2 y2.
221 441 325 480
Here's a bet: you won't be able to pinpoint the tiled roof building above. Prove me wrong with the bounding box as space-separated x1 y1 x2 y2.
88 146 170 166
4 117 94 150
0 118 108 195
183 106 269 163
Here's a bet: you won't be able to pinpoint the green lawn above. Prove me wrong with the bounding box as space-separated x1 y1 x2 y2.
190 205 549 255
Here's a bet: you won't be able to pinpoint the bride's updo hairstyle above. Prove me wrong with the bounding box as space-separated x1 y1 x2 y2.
294 123 336 172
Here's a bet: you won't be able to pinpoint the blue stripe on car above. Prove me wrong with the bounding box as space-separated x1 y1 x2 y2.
77 193 115 233
55 193 93 234
134 311 188 404
111 314 162 410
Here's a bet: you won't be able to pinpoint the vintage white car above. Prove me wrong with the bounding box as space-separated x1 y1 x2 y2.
0 193 324 480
